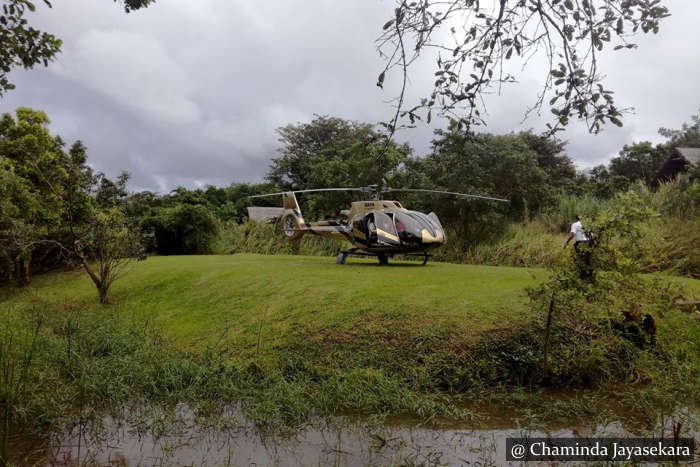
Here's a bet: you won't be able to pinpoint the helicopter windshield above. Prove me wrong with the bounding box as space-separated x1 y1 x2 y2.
394 212 425 244
426 212 443 231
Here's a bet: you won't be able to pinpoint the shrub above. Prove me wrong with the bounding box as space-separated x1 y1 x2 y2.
148 205 219 255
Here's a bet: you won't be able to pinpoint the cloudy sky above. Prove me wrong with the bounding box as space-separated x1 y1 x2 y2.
2 0 699 192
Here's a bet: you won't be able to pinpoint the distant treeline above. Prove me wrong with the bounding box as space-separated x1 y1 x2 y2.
1 110 699 284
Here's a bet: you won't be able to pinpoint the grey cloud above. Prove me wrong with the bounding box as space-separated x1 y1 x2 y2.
1 0 698 192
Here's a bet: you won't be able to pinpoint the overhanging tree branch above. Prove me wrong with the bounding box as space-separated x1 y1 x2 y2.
376 0 669 136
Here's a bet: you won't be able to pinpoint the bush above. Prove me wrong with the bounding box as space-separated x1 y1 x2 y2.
148 205 219 255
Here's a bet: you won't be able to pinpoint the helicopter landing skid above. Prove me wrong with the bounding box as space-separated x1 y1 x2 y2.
336 248 361 264
336 249 431 266
405 252 432 265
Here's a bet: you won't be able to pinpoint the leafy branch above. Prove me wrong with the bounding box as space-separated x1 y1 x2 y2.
376 0 669 136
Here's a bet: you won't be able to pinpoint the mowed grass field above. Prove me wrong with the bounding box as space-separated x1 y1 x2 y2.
4 254 552 355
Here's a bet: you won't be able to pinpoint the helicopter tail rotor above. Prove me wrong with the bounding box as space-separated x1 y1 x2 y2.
280 192 306 240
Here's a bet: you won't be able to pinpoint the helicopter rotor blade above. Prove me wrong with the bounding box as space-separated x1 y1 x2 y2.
382 188 509 203
248 187 370 199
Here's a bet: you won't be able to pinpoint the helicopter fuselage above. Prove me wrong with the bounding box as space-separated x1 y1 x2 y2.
283 198 446 255
249 187 506 264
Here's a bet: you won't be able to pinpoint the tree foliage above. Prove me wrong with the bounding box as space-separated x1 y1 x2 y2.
608 141 665 187
0 107 144 303
377 0 670 135
0 108 67 283
0 0 61 97
80 208 145 304
530 191 677 383
267 115 412 217
147 204 219 255
408 124 575 240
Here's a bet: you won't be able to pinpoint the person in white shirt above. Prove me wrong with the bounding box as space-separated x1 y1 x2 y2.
564 215 593 279
564 215 588 250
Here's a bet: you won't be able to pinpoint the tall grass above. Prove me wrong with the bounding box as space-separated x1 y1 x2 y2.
461 222 563 268
0 308 43 467
538 194 612 233
446 179 699 276
213 221 348 257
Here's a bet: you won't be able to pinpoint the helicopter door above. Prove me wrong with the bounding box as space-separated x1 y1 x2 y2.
373 211 400 247
351 214 369 245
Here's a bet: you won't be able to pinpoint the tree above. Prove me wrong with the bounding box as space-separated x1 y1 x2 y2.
77 208 145 304
0 0 155 97
0 158 37 282
266 116 411 218
0 108 67 284
376 0 670 135
148 204 219 255
213 183 279 223
609 141 665 186
412 125 574 241
95 171 130 209
520 131 576 190
0 107 144 302
57 140 145 304
0 0 61 97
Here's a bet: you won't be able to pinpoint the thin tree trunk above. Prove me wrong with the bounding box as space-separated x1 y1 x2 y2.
21 258 30 286
98 284 109 305
14 256 31 286
542 293 555 382
75 245 107 304
13 259 20 285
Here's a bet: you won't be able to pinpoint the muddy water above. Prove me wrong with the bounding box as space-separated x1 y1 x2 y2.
12 404 698 466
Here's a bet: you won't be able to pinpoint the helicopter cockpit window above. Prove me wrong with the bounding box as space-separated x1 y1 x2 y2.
373 211 397 237
393 212 423 244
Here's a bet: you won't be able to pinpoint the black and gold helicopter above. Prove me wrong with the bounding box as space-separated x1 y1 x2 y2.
249 186 508 265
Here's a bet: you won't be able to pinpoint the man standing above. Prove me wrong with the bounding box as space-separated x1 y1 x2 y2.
564 215 592 279
564 215 588 250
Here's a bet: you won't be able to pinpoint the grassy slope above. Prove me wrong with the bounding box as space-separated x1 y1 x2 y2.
3 254 699 431
4 254 549 355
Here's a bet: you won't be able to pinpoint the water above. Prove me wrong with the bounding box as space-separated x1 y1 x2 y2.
11 403 698 466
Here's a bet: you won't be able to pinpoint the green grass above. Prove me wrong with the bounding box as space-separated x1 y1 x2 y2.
4 254 547 355
1 254 698 435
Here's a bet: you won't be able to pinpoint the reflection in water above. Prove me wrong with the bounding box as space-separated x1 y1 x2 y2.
11 404 699 466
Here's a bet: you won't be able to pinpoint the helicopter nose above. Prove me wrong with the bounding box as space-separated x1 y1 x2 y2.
421 228 444 244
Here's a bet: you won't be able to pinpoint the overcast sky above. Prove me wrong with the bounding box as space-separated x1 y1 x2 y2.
2 0 699 192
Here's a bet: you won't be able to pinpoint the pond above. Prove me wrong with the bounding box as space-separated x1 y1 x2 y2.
10 400 698 466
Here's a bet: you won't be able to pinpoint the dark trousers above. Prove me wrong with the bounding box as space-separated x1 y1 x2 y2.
574 241 593 280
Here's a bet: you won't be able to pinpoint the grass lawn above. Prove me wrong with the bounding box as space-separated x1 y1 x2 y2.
2 253 699 431
3 254 549 355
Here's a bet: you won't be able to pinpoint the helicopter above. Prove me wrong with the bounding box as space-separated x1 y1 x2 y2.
249 186 509 265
